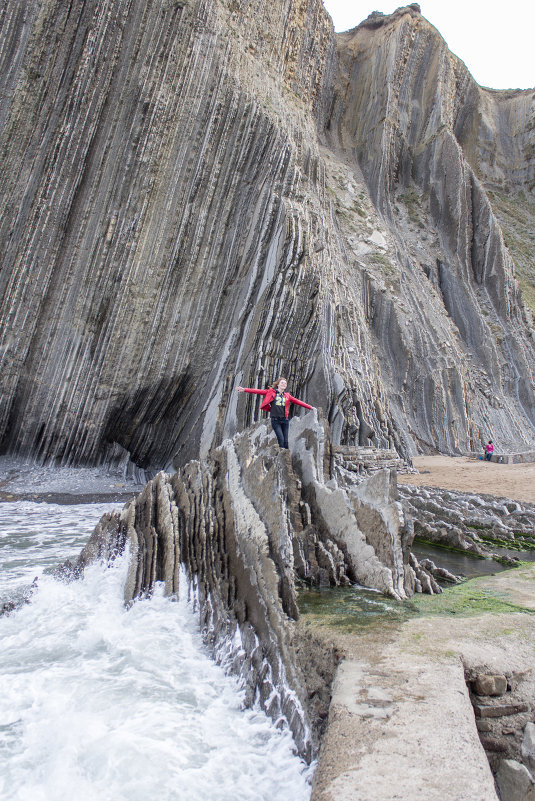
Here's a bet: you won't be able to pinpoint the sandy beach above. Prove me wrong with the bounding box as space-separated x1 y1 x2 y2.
398 455 535 504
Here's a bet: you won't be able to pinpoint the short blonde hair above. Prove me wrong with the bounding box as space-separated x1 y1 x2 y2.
270 376 287 390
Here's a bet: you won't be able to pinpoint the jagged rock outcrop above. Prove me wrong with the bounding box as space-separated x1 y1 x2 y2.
70 412 415 756
0 1 534 472
400 482 535 565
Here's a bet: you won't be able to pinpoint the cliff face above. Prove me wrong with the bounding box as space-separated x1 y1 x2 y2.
323 6 535 455
0 1 534 469
0 0 334 469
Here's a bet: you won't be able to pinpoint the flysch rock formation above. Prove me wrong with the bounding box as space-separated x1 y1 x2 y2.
401 482 535 565
65 411 415 758
323 6 535 457
0 2 534 474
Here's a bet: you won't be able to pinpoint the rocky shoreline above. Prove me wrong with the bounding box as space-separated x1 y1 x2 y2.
0 455 146 504
3 421 535 798
400 482 535 563
59 412 417 758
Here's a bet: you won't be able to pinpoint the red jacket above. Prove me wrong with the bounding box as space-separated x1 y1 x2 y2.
241 387 313 419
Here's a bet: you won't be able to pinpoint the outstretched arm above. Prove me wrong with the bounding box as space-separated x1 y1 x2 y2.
236 386 268 395
288 394 315 410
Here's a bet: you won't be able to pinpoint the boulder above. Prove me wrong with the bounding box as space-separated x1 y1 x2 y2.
496 759 535 801
474 674 508 697
523 723 535 772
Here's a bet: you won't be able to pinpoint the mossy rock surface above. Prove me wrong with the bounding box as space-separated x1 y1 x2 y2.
298 586 416 632
409 578 534 617
488 190 535 312
298 566 535 635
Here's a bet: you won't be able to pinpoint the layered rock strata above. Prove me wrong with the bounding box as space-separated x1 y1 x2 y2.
324 6 535 457
0 1 534 471
400 482 535 565
70 412 415 756
0 0 336 470
463 662 535 801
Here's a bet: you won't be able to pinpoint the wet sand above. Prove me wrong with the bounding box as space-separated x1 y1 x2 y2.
0 490 140 505
398 455 535 504
0 455 146 505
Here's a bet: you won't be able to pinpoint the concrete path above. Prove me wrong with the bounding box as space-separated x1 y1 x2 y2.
310 566 535 801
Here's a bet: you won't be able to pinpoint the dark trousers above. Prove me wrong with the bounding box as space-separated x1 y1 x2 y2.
271 417 289 449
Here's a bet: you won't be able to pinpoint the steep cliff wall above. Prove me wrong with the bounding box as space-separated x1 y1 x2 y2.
0 0 334 469
0 1 534 470
323 6 535 456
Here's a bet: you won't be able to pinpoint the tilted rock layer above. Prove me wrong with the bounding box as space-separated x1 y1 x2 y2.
0 1 534 470
72 413 414 756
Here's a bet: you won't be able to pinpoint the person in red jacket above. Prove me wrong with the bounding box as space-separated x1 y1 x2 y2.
236 377 315 449
484 440 494 461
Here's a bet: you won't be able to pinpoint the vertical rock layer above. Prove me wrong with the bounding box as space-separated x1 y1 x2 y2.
72 413 414 757
323 6 535 455
0 1 534 469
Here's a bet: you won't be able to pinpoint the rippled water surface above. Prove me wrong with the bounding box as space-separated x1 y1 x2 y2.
0 501 118 606
412 540 535 580
298 584 416 630
0 502 312 801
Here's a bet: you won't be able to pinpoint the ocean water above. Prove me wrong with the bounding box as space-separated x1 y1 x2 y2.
0 502 312 801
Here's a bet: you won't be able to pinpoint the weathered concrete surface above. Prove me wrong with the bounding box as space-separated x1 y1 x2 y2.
473 567 535 612
310 565 535 801
311 631 498 801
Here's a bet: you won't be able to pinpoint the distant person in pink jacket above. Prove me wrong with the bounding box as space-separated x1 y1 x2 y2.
236 377 315 449
484 440 494 461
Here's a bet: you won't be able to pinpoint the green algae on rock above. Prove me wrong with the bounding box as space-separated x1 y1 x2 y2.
409 574 535 617
298 585 417 632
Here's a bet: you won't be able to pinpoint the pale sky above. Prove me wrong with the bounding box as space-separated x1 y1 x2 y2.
322 1 534 90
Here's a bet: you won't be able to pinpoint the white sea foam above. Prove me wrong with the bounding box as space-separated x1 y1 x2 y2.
0 503 312 801
0 501 121 605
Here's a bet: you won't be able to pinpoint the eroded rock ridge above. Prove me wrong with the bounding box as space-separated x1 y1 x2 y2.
71 413 414 756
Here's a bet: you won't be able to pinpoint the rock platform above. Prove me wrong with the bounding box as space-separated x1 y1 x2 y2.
309 565 535 801
464 452 535 465
331 445 410 475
